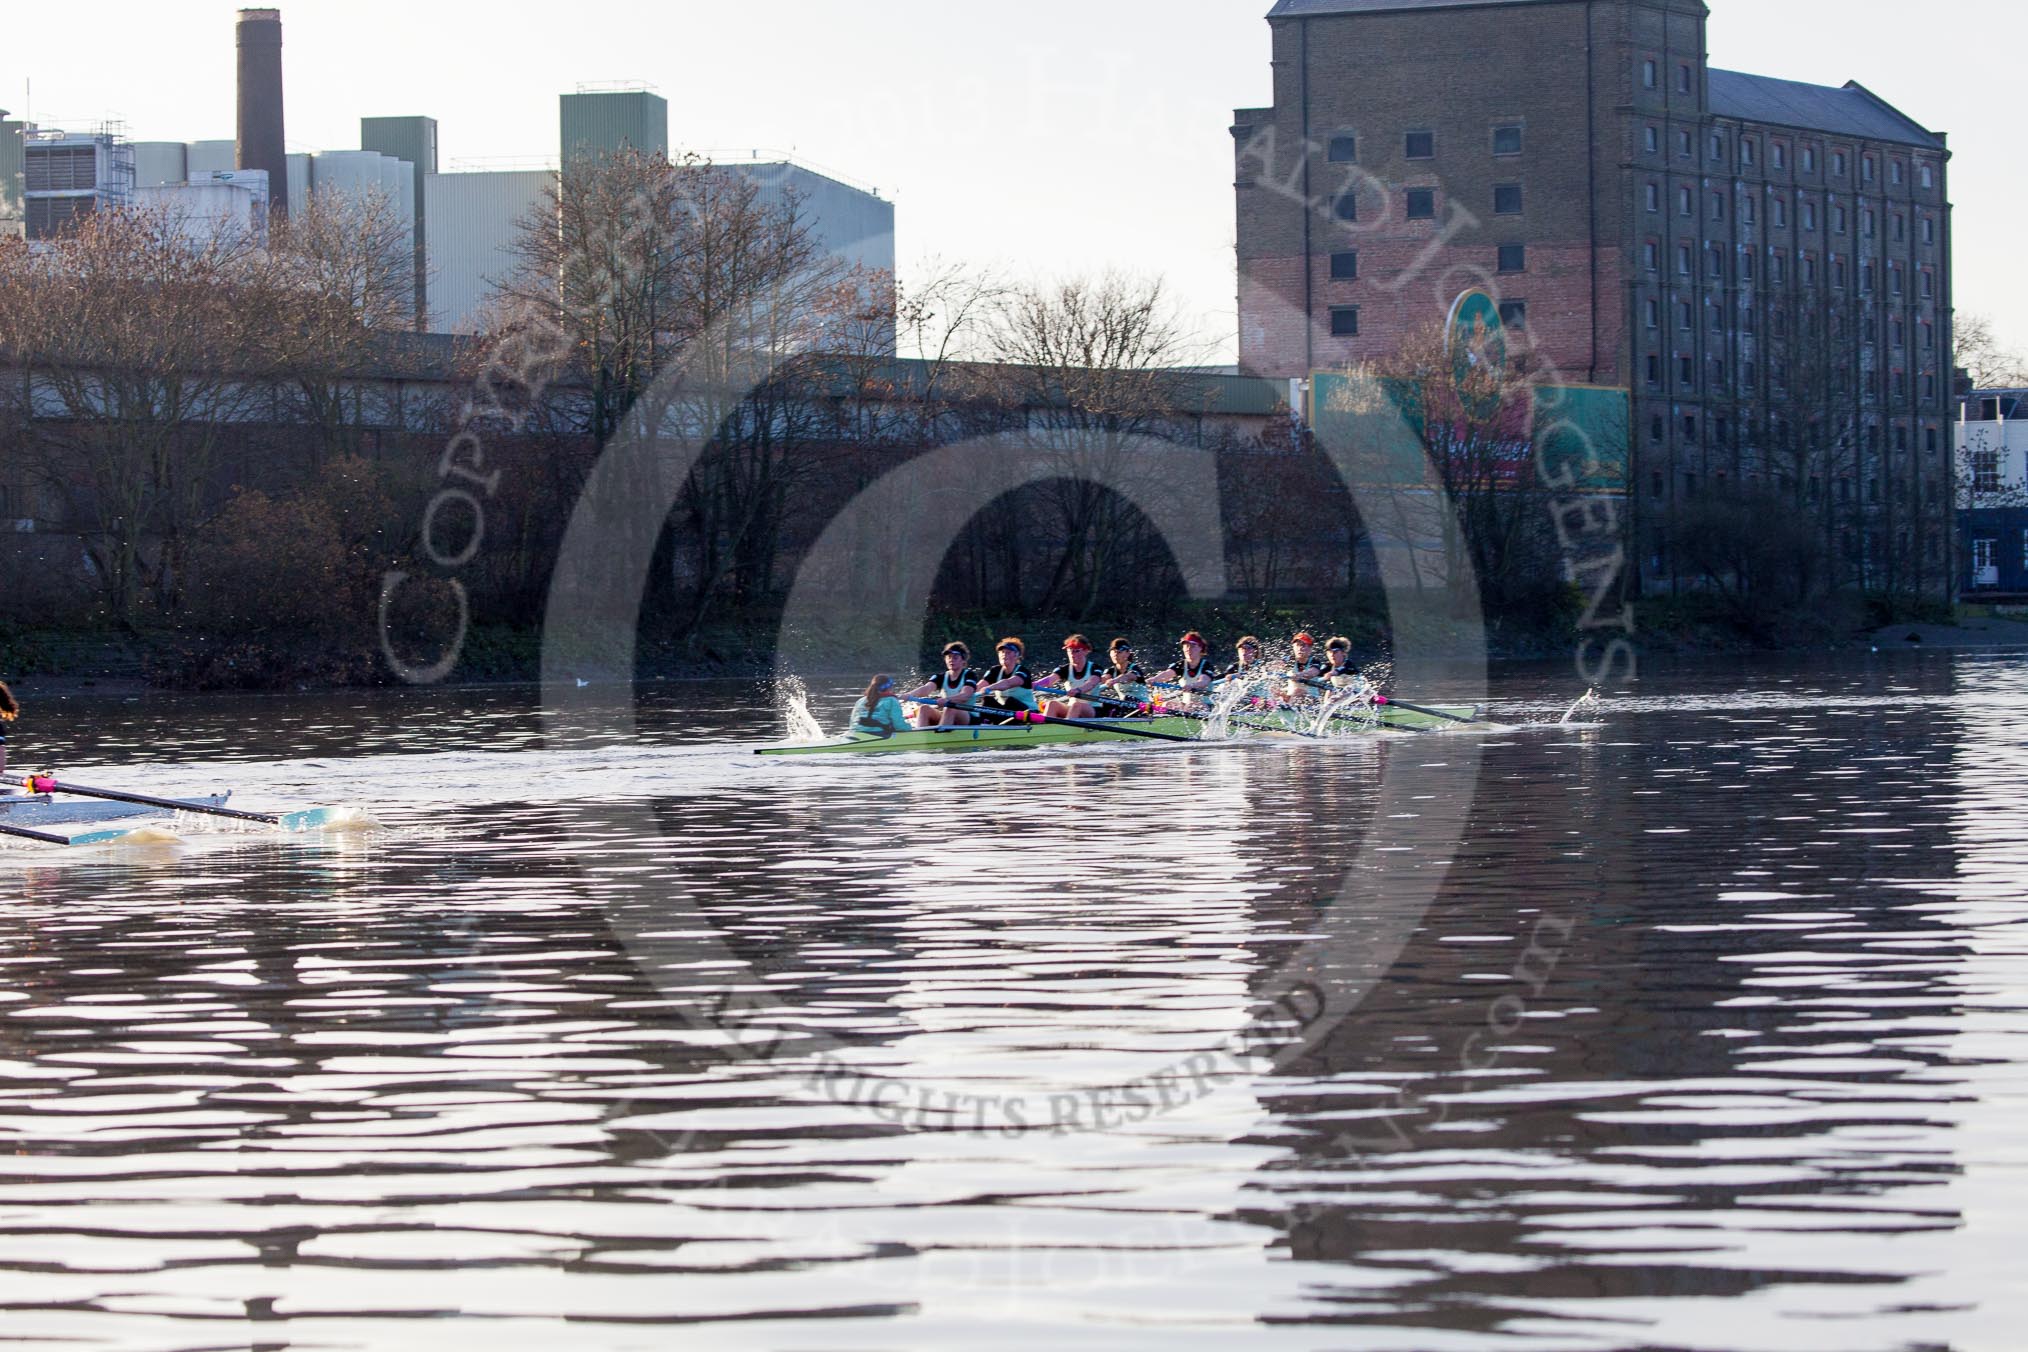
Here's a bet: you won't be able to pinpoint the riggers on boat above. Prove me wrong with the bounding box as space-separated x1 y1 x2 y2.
756 702 1480 756
0 792 230 827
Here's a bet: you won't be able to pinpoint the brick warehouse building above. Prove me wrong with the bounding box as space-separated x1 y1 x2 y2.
1234 0 1955 597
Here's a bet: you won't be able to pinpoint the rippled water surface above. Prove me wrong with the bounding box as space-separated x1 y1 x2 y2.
2 652 2025 1350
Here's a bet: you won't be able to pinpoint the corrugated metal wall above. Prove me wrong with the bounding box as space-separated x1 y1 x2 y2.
424 169 552 334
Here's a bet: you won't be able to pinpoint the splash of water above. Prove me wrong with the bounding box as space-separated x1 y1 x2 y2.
1205 678 1257 739
774 676 827 743
1558 688 1602 725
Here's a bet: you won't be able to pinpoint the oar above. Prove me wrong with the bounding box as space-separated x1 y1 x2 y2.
1291 678 1475 725
1078 689 1320 739
20 775 280 825
0 820 70 846
897 696 1202 745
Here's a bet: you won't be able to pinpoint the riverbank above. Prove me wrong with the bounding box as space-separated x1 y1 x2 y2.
4 592 2000 695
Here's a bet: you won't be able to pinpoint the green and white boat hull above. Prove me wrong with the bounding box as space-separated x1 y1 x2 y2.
756 704 1479 756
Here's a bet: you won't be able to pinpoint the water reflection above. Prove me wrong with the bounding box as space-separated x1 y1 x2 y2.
0 655 2022 1347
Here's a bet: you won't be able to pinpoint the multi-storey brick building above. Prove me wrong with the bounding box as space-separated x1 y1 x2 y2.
1235 0 1954 596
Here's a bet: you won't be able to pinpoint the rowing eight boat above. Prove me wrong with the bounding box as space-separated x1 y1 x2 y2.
755 702 1480 756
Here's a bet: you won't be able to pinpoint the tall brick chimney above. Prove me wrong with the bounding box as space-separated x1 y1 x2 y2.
235 8 287 216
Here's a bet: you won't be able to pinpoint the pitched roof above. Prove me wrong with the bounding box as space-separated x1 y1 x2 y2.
1708 69 1943 149
1267 0 1562 13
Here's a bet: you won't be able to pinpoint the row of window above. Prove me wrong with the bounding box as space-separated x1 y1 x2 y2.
1641 120 1936 187
1642 349 1942 401
1327 300 1527 338
1649 416 1942 457
1643 297 1938 350
1644 182 1937 244
1325 125 1523 165
1335 183 1520 222
1642 238 1936 297
1328 244 1526 282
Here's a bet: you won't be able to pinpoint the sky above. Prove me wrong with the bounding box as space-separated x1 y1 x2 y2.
6 0 2022 362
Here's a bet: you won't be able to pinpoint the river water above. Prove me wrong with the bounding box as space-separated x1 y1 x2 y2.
0 650 2024 1350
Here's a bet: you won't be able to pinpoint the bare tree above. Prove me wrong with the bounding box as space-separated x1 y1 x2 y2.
1329 318 1553 612
266 186 417 466
1955 313 2028 391
974 273 1208 615
0 205 279 618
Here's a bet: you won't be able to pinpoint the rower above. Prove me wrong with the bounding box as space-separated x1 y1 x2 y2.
972 638 1040 724
1221 635 1266 682
900 642 977 728
1153 631 1217 709
1102 638 1148 712
0 680 15 783
848 674 913 739
1036 634 1105 720
1280 631 1326 702
1320 636 1370 699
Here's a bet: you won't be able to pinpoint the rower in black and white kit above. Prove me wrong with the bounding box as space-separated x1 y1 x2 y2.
1279 631 1327 702
1036 634 1106 720
1319 636 1370 702
971 638 1040 725
1153 631 1217 711
1102 638 1149 711
899 642 979 729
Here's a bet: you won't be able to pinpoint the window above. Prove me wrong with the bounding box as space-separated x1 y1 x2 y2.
1862 154 1875 182
1493 125 1523 156
1646 354 1661 386
1891 263 1903 295
1863 207 1875 238
1709 133 1725 162
1921 270 1933 299
1922 216 1935 245
1406 188 1435 219
1334 190 1358 222
1493 183 1523 214
1678 129 1693 159
1643 59 1658 89
1678 243 1692 275
1802 255 1815 285
1773 142 1787 170
1679 185 1693 216
1327 134 1357 163
1645 298 1660 328
1801 202 1815 231
1894 213 1906 242
1644 240 1659 270
1862 260 1874 292
1741 137 1756 166
1330 250 1359 280
1832 204 1845 233
1832 150 1847 176
1708 244 1724 279
1891 159 1904 186
1742 196 1755 224
1497 243 1526 273
1329 306 1360 336
1405 131 1435 159
1926 427 1938 454
1678 64 1693 93
1771 251 1785 283
1683 413 1698 438
1832 256 1845 288
1679 300 1693 330
1645 125 1659 154
1741 251 1754 281
1711 191 1725 221
1892 316 1905 346
1650 416 1664 443
1646 182 1660 212
1680 355 1695 384
1802 146 1817 172
1920 163 1934 188
1773 198 1787 228
1973 452 1999 494
1498 300 1527 328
